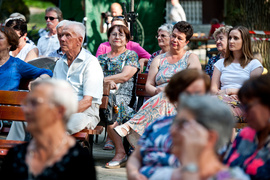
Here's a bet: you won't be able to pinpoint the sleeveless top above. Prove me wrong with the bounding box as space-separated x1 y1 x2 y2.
10 43 37 61
155 51 190 87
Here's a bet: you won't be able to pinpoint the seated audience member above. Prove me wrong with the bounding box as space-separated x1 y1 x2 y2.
126 69 210 179
98 24 140 168
96 17 151 72
224 74 270 180
53 21 104 134
5 18 39 62
151 95 249 180
211 26 263 124
1 79 96 180
6 21 103 140
113 21 201 147
208 18 222 38
0 26 52 91
205 25 232 78
145 23 173 73
37 7 63 56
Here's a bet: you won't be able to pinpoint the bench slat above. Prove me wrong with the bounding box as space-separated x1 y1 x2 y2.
0 106 25 121
0 90 28 105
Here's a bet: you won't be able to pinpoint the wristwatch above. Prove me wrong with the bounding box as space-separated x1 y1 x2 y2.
181 163 198 173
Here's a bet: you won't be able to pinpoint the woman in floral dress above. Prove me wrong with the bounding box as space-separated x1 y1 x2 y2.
98 25 140 168
114 21 202 147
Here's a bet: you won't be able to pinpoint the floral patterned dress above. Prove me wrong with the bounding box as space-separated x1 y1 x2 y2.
98 50 140 123
126 51 190 137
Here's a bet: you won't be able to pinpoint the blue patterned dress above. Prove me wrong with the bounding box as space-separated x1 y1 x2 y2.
98 50 140 123
205 53 221 78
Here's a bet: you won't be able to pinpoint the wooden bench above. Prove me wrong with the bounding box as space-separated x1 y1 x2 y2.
135 73 151 111
0 84 110 157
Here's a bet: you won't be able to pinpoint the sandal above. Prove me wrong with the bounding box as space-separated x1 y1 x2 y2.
114 124 130 137
103 140 115 150
105 155 128 169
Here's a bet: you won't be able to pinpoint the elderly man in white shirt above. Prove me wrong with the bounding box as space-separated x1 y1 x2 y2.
6 21 103 140
37 7 62 56
53 21 104 134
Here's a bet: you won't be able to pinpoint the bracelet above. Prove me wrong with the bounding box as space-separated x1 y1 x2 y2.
181 163 198 173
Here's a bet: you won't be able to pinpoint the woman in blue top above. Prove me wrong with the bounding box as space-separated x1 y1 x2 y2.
0 26 52 91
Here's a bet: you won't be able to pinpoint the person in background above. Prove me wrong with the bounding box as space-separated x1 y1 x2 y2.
100 2 123 33
98 25 140 168
224 74 270 180
145 23 173 73
205 25 232 78
208 18 222 38
0 25 52 92
253 51 268 74
126 69 210 180
168 0 186 24
152 95 249 180
1 79 96 180
96 17 150 73
114 21 201 149
5 19 39 62
37 7 63 56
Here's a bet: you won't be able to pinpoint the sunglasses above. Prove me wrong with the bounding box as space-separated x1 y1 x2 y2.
44 16 58 21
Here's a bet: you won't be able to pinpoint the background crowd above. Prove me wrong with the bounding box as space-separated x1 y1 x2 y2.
0 1 269 180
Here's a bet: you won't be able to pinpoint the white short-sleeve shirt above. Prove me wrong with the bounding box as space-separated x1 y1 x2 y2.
37 32 60 56
53 48 104 104
214 58 263 90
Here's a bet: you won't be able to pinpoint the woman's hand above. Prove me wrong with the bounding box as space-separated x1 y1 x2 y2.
106 80 118 90
179 120 208 165
154 86 165 95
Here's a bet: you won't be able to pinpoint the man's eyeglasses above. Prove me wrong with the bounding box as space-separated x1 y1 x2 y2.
155 34 169 39
45 16 58 21
113 15 125 20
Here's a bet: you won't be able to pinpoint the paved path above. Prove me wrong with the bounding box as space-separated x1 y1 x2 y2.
92 129 127 180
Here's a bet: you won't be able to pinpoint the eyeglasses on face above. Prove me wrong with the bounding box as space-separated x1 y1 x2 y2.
111 33 125 38
45 16 58 21
155 34 169 39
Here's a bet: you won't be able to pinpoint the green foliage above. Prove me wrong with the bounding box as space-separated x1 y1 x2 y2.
23 0 55 9
0 0 30 23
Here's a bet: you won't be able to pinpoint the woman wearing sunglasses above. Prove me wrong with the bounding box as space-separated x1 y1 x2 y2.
5 19 39 62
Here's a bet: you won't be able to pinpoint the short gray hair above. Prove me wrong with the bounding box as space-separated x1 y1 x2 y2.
213 25 232 41
56 20 70 30
158 23 173 35
65 21 86 46
178 94 235 152
32 79 78 125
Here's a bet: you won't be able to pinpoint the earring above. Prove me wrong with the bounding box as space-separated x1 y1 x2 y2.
24 38 26 40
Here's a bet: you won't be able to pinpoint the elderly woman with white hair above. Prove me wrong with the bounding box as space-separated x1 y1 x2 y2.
145 23 173 73
149 94 250 180
1 79 97 179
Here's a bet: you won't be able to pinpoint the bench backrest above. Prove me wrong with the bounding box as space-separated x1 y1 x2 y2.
135 73 151 111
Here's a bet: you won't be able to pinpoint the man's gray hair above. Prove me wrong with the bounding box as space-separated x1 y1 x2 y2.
56 20 70 30
32 79 78 125
65 21 86 46
178 94 235 152
158 23 173 35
